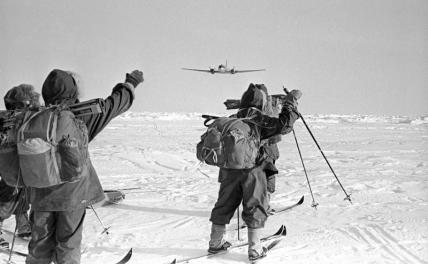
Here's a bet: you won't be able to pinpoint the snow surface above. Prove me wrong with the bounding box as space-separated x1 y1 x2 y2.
2 112 428 264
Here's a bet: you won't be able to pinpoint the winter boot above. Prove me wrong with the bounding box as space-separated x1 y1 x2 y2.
0 221 9 249
248 228 267 261
208 224 231 253
15 213 31 238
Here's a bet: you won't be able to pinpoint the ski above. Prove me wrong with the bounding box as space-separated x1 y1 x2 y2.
250 239 282 264
0 247 132 264
270 195 304 215
115 248 132 264
170 225 286 264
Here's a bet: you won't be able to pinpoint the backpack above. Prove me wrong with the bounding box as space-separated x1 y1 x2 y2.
196 116 260 169
1 106 90 188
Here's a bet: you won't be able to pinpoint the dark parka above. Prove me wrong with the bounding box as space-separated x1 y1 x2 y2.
0 85 39 220
29 71 135 211
210 84 299 228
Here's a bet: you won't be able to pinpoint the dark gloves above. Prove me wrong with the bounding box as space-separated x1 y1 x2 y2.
283 89 302 109
288 90 302 100
125 70 144 87
280 89 302 122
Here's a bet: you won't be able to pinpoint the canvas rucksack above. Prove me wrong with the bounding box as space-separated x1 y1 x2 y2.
196 115 260 169
0 106 90 188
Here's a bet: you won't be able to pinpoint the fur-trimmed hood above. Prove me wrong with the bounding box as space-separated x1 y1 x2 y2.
239 83 268 110
4 84 40 110
42 69 79 105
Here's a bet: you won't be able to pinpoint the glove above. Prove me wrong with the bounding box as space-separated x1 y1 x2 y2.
282 90 302 112
125 70 144 87
282 89 302 108
288 89 302 100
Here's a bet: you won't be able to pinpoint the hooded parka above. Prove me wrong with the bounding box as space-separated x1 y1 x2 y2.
26 69 136 264
209 84 299 228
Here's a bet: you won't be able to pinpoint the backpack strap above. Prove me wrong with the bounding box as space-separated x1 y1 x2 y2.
236 108 261 125
202 114 219 127
48 112 60 175
18 111 40 142
237 107 261 117
48 110 58 144
238 107 278 130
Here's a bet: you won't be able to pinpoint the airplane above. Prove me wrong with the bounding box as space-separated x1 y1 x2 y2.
182 61 265 74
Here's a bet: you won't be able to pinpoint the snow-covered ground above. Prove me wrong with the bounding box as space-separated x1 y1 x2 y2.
2 112 428 264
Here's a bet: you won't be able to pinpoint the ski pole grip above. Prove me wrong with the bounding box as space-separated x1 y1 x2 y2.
283 86 290 95
283 86 302 101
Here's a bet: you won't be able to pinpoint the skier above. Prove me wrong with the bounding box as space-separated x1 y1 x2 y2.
0 84 39 248
208 83 301 261
26 69 143 264
223 86 281 215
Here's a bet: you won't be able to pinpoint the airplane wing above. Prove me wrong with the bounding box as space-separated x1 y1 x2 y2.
181 68 215 73
234 69 266 73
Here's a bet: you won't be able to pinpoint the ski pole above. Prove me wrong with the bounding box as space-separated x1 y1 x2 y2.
89 205 111 235
7 176 26 263
8 209 19 264
117 187 142 191
7 198 21 263
237 207 241 241
283 86 352 204
292 129 319 209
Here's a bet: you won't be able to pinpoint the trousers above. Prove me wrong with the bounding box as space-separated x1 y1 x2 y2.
26 208 86 264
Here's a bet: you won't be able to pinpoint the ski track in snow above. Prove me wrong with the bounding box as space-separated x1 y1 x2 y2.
1 115 427 264
336 224 427 264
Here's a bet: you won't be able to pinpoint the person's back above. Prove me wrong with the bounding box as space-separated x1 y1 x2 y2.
0 84 40 248
26 69 143 264
208 83 301 261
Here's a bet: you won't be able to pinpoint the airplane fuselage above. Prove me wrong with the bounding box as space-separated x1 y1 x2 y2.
182 61 264 74
210 64 235 74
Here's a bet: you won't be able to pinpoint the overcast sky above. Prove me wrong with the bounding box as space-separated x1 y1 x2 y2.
0 0 427 116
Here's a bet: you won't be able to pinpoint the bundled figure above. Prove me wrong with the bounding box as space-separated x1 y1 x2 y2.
0 84 39 248
199 83 301 261
23 69 143 264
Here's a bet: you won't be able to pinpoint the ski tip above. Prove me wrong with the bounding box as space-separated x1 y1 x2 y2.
273 225 284 236
273 224 287 237
275 224 287 236
115 248 133 264
297 195 304 205
170 259 177 264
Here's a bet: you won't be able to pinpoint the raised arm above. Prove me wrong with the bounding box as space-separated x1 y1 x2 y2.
259 90 302 140
80 70 144 141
